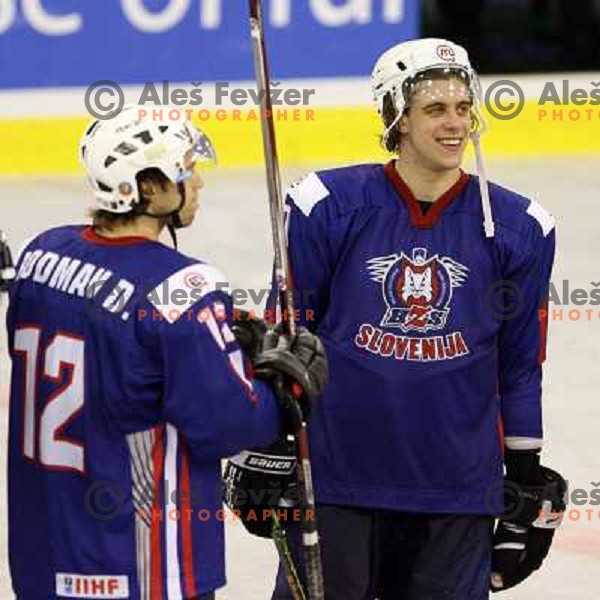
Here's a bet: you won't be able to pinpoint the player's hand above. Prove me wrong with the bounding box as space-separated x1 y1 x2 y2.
231 309 268 362
491 521 557 591
253 327 328 434
490 451 566 592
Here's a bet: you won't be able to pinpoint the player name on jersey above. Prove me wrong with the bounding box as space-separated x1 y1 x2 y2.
16 249 135 321
355 324 470 362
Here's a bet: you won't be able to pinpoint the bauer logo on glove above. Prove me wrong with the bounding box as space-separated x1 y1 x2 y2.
224 438 300 539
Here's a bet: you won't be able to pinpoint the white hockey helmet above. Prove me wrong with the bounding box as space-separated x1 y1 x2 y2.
79 106 216 214
372 38 483 143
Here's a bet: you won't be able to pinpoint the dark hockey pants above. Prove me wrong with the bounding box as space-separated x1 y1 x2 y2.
271 504 494 600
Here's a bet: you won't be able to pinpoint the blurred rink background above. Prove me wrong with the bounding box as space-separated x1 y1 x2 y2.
1 1 600 599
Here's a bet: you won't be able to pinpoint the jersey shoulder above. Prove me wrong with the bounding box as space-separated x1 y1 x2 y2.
486 180 556 242
23 224 85 249
286 163 387 219
144 255 229 325
11 225 84 266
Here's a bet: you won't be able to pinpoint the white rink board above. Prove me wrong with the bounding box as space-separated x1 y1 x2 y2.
1 159 600 599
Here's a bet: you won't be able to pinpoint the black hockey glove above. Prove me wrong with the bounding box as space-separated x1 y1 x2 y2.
0 230 15 293
253 327 328 435
231 309 268 362
490 450 567 592
224 437 299 538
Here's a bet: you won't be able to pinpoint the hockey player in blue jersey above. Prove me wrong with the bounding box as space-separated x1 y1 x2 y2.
226 39 566 598
4 108 327 600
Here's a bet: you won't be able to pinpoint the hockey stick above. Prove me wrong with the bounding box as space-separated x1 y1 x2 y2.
248 2 325 599
271 512 307 600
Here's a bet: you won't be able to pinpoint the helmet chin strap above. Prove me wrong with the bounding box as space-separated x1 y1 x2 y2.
165 182 188 250
136 181 188 249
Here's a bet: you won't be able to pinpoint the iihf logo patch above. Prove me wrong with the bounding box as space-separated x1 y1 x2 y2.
367 248 468 333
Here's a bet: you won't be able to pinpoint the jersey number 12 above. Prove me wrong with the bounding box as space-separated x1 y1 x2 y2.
14 326 85 474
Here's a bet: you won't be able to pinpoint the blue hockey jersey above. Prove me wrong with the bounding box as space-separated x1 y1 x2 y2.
277 161 555 514
6 225 281 599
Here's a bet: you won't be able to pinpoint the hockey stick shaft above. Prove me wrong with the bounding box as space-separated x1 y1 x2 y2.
248 0 295 337
248 3 325 599
271 513 307 600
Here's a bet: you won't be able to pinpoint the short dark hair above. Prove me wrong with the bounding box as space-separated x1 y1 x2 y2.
90 167 170 230
379 68 475 155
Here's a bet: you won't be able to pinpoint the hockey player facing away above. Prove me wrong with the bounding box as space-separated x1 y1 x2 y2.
226 39 567 598
5 108 327 600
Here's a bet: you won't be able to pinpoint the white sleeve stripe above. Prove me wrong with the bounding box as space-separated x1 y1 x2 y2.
147 263 227 324
164 425 183 600
287 172 330 217
527 200 555 237
504 436 543 451
494 543 526 551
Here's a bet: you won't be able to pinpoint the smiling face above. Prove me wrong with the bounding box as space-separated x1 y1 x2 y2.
398 75 473 172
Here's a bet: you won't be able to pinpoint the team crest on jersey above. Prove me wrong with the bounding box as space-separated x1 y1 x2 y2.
367 248 468 333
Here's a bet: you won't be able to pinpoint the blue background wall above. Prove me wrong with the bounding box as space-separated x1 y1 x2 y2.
0 0 419 88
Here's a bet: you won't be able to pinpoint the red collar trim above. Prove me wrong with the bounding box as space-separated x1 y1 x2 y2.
383 160 470 228
81 226 152 246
